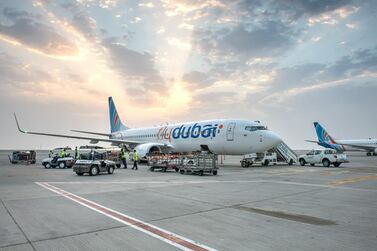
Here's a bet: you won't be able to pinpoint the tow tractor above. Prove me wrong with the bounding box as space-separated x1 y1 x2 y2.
73 150 116 176
8 151 36 165
42 154 75 169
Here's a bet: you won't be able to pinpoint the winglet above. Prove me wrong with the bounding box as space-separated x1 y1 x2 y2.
14 113 27 133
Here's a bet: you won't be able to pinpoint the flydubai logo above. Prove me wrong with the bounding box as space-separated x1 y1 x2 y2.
157 123 224 142
113 113 120 129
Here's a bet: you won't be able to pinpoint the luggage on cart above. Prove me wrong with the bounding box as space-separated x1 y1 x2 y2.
8 151 36 165
147 153 180 172
179 153 218 176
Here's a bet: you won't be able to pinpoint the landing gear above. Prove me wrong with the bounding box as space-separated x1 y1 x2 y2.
367 152 372 156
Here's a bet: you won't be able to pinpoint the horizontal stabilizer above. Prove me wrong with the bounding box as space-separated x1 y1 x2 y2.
305 140 320 144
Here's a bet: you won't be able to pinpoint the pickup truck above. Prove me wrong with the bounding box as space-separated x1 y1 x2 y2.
298 149 348 167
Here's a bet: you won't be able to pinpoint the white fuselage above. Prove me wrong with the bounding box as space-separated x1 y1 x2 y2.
110 119 281 155
335 139 377 152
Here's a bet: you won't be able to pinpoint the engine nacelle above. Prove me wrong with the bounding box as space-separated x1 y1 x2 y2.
134 143 162 160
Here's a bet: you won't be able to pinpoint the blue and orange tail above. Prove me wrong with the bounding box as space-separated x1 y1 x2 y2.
108 97 128 133
314 122 336 144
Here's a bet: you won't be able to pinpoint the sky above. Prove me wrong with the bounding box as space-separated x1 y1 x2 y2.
0 0 376 150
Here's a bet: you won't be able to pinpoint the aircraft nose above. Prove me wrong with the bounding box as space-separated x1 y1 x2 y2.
264 130 283 149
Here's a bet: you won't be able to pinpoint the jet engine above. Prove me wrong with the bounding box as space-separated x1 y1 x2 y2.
134 143 162 161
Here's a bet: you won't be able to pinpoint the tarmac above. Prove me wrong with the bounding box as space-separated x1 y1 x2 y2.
0 150 376 251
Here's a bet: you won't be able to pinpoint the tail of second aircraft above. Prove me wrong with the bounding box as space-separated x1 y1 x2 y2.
109 97 128 133
314 122 336 144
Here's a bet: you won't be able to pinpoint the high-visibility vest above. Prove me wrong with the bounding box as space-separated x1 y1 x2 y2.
133 151 139 161
120 151 126 159
59 150 65 158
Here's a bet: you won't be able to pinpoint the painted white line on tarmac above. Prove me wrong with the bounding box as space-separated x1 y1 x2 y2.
45 180 377 192
36 182 217 251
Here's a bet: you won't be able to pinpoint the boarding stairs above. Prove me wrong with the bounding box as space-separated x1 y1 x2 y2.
273 142 298 165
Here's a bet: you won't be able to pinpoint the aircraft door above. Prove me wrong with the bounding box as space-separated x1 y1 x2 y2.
226 122 236 141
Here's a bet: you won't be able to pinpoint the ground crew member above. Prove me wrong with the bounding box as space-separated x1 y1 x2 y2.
48 150 53 158
59 148 65 158
74 147 79 159
120 148 127 168
132 149 139 170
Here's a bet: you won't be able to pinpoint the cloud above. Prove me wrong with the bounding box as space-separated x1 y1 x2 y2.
259 47 377 104
0 8 79 56
182 71 213 89
102 39 166 102
0 52 51 85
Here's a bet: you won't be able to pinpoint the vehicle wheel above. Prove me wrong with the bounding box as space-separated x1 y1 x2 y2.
116 164 121 168
299 159 306 166
199 170 204 176
180 169 185 174
264 160 269 166
89 165 99 176
76 172 83 176
334 163 341 167
175 167 179 172
188 160 194 165
241 161 246 168
150 167 155 172
108 166 114 174
366 152 371 156
58 162 66 169
288 159 293 166
213 170 218 175
322 159 330 167
45 163 51 169
163 167 167 172
310 163 315 166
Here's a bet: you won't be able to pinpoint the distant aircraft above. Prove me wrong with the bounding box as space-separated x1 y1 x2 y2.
15 97 282 159
306 122 377 156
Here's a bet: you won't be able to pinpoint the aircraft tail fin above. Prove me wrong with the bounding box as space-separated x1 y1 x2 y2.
314 122 336 144
108 97 128 133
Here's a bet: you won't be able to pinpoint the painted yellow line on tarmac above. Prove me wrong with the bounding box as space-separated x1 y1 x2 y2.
328 175 377 186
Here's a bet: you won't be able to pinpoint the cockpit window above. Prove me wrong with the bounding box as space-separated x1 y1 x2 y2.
245 125 267 131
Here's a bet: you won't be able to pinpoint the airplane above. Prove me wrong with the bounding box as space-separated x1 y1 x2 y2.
306 122 377 156
14 97 283 160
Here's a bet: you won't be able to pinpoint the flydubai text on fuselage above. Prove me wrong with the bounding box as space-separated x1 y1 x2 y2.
111 119 282 155
14 97 282 157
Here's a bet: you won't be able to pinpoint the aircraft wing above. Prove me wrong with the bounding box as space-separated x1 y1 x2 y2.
70 130 111 137
14 114 141 145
